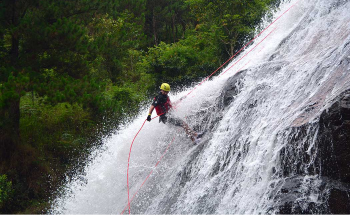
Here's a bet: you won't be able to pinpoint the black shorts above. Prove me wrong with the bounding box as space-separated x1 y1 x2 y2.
159 115 183 127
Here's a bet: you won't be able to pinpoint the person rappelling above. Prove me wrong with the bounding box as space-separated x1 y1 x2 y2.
147 83 204 144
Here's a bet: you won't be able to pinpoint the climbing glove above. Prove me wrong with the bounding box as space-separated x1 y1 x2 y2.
147 114 152 121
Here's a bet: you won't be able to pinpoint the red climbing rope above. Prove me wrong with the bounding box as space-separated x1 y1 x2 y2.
126 119 147 213
122 130 178 214
124 1 299 214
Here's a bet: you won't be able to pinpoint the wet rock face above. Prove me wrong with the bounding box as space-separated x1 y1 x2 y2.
327 186 350 214
276 90 350 214
318 90 350 184
316 90 350 213
190 70 247 133
275 177 350 214
220 70 246 109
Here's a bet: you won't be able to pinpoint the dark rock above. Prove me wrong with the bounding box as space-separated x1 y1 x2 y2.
279 124 319 177
318 89 350 184
277 202 322 215
276 89 350 213
188 69 247 133
327 187 350 213
220 70 247 108
273 177 350 214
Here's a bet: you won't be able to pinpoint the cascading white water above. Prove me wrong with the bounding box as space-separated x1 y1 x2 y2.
50 0 350 213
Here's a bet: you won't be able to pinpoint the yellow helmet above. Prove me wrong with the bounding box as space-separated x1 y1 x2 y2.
160 83 171 91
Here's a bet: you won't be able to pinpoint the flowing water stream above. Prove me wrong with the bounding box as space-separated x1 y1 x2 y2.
50 0 350 213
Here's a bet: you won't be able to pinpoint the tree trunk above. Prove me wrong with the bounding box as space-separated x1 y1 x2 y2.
172 14 176 43
176 23 178 40
9 0 20 68
153 8 158 46
181 21 186 38
230 42 234 57
0 98 21 162
10 34 20 66
0 2 22 161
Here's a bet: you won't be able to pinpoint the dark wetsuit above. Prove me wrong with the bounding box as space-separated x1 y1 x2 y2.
152 92 183 126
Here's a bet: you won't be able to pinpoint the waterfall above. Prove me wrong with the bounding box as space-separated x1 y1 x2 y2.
50 0 350 213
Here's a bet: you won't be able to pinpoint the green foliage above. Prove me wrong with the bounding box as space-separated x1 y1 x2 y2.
0 71 28 109
137 32 220 84
87 12 147 83
144 0 191 46
185 0 273 56
20 97 93 157
0 175 13 209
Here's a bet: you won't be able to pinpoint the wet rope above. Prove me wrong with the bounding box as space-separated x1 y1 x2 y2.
122 128 178 214
126 119 147 214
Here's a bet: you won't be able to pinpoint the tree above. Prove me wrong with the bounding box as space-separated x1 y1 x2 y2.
186 0 272 57
145 0 191 46
0 0 117 160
